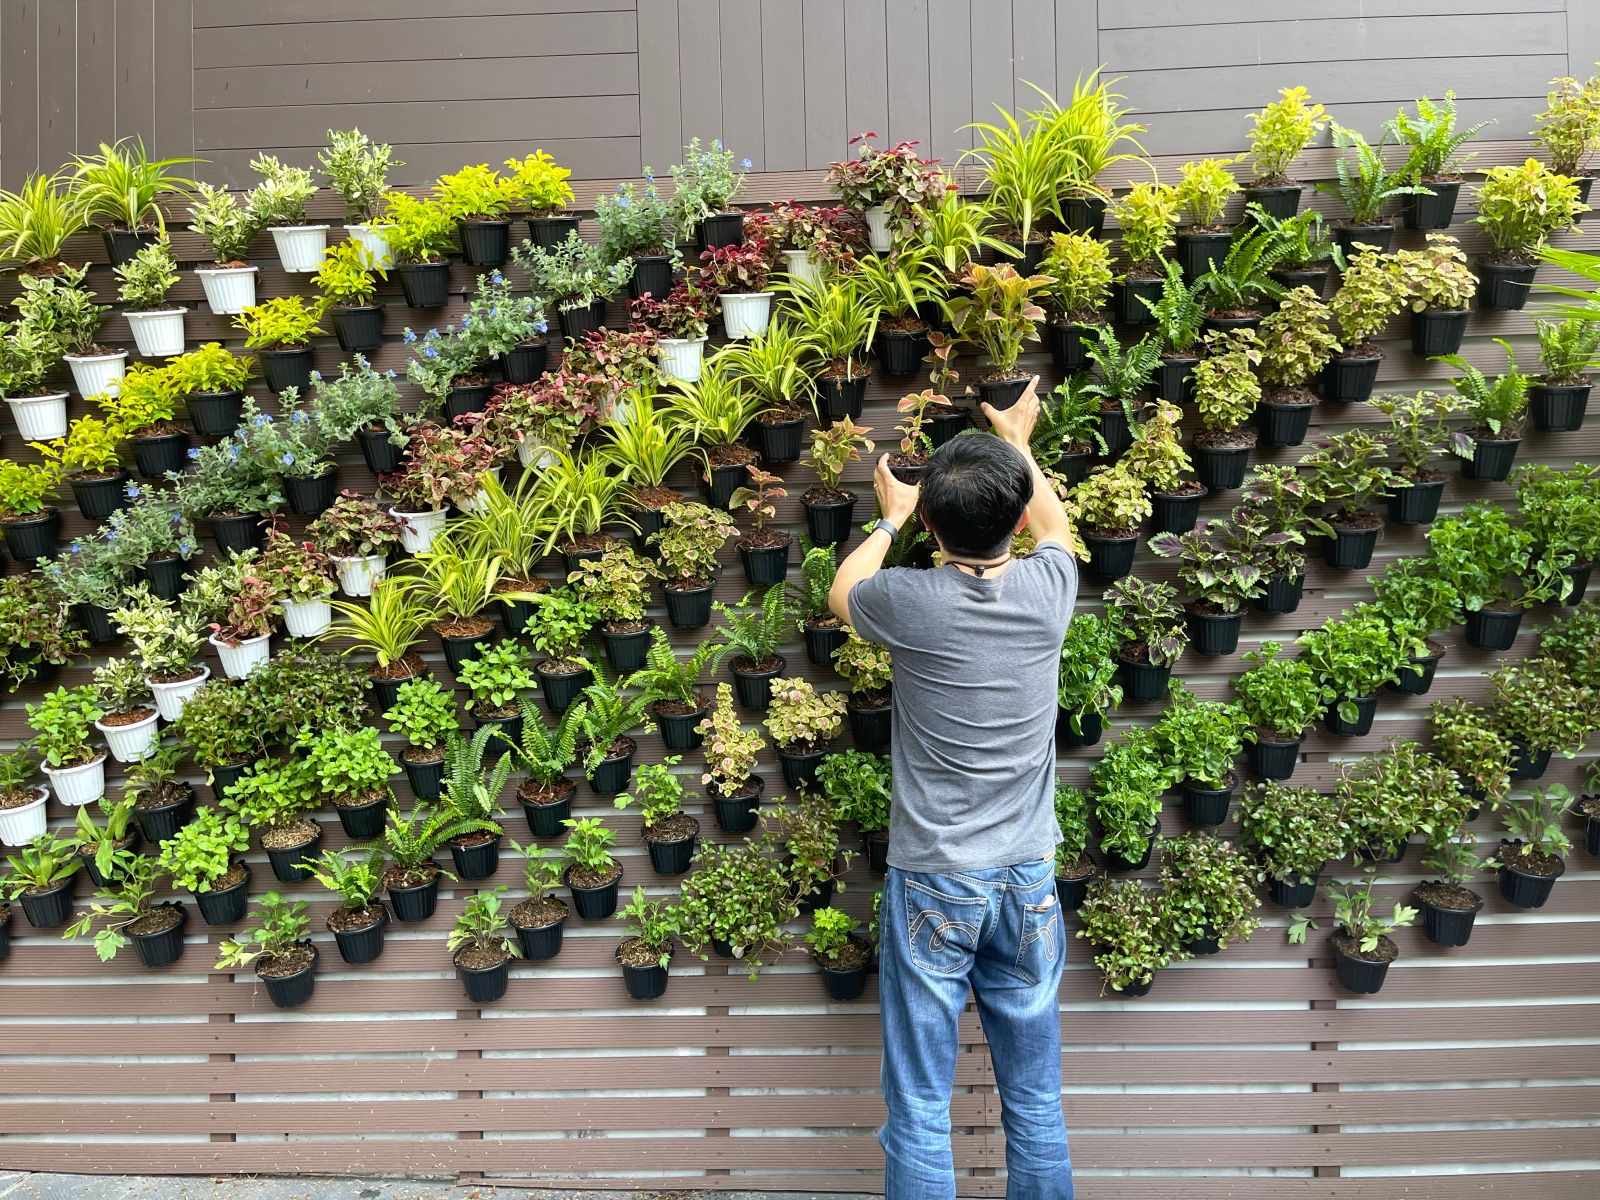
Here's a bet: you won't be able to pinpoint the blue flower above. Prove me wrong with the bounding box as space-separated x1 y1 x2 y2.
187 447 201 461
616 194 631 208
124 483 142 500
252 413 273 426
170 512 181 525
643 169 654 182
385 370 397 379
489 307 499 318
490 271 505 285
281 453 295 466
103 530 116 542
179 541 194 556
534 320 549 334
309 370 323 382
67 545 80 556
403 329 417 344
712 139 722 151
424 346 438 359
461 313 472 326
741 158 752 170
291 410 308 424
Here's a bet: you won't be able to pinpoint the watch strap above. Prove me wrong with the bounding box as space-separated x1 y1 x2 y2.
870 519 900 542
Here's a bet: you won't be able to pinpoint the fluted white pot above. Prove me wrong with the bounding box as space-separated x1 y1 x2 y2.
390 508 446 554
344 224 395 270
282 597 333 638
719 292 774 340
65 351 127 399
44 754 107 807
516 440 560 471
95 712 159 764
269 225 330 273
333 554 387 597
783 249 822 289
0 786 49 846
210 632 271 679
148 666 210 723
195 266 258 315
864 206 893 252
658 337 707 382
125 309 188 357
5 392 69 441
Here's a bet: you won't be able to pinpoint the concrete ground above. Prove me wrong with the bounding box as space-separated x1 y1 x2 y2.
0 1176 877 1200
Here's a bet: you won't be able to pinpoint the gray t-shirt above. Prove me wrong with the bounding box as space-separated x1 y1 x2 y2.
848 542 1078 873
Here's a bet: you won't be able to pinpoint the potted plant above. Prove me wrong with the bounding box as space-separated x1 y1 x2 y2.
379 191 456 308
296 724 397 847
1104 576 1187 701
0 460 63 564
612 756 700 876
67 797 143 892
630 283 711 383
637 500 728 631
324 575 435 709
1488 657 1596 780
93 362 183 479
91 657 158 764
216 892 319 1009
237 295 325 395
24 685 105 806
245 154 324 272
1518 464 1600 603
1049 72 1147 232
667 137 749 247
760 199 869 285
1241 781 1344 907
297 847 389 966
373 678 454 806
381 423 496 550
1292 875 1417 994
1411 825 1487 948
443 887 520 1003
1346 739 1471 863
794 906 869 1001
1528 312 1600 432
1065 466 1151 581
616 884 679 1000
1159 833 1261 956
1368 558 1459 695
505 148 576 246
188 183 259 314
1255 207 1344 294
594 178 678 299
1300 429 1393 570
115 241 186 357
221 755 321 882
560 815 623 920
721 467 792 588
0 753 49 847
2 834 81 928
377 803 475 923
1388 92 1492 228
799 419 872 548
1427 502 1563 649
949 263 1048 410
562 543 657 675
717 318 817 464
1257 286 1340 448
0 314 69 445
311 239 385 353
434 162 517 267
1540 603 1600 687
712 585 795 711
1148 517 1266 655
697 241 773 340
256 531 334 640
514 232 633 341
782 278 877 420
1430 698 1514 809
319 128 399 266
695 682 766 833
765 678 847 790
1 572 89 691
1195 223 1291 329
0 170 87 274
1037 378 1113 493
507 701 586 840
1326 246 1406 403
523 586 597 717
162 341 253 438
1056 612 1123 749
826 134 944 251
1171 157 1240 281
577 665 656 797
1318 123 1425 255
61 851 184 968
1076 878 1178 997
1473 159 1586 310
70 136 195 265
307 492 400 598
1152 683 1250 826
1040 232 1113 371
156 805 250 925
627 630 719 754
961 102 1063 263
1234 642 1328 781
456 643 531 752
1574 769 1600 860
14 264 118 406
1534 67 1600 202
1111 182 1178 323
1370 390 1460 524
1296 612 1406 736
1050 783 1099 910
1393 233 1477 356
432 726 511 879
850 247 946 375
1191 327 1263 490
834 628 893 750
676 835 799 975
120 740 195 845
1243 86 1328 218
815 748 890 874
1091 729 1168 871
1081 327 1162 458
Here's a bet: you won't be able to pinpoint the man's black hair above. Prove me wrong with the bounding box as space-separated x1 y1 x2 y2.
918 434 1033 560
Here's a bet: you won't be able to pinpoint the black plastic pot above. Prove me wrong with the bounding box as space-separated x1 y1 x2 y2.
1322 354 1382 404
655 706 707 753
499 340 549 384
1497 856 1564 909
557 299 607 342
138 556 187 602
779 746 828 791
597 626 650 675
819 958 869 1002
266 828 322 883
1323 524 1379 570
619 945 671 1000
331 303 384 353
702 461 751 511
817 375 867 421
1461 436 1520 482
1243 184 1302 221
527 214 580 248
1149 489 1206 535
445 380 495 421
732 657 785 710
283 472 336 517
1247 736 1302 781
713 779 764 834
437 627 491 678
1181 781 1234 827
1201 311 1264 335
976 376 1031 411
357 426 407 475
132 432 189 480
1176 230 1232 282
105 227 160 266
1269 265 1331 296
19 878 75 929
1084 533 1137 581
208 512 266 555
999 238 1047 274
1584 811 1600 858
2 512 60 563
181 387 243 437
699 211 745 249
520 783 575 839
927 406 969 448
1409 308 1469 358
1464 607 1523 651
1056 872 1096 912
337 792 392 839
331 906 389 965
70 470 131 521
75 602 118 645
876 328 930 376
1116 276 1162 325
648 826 699 876
803 622 848 667
134 790 195 843
388 871 441 923
1403 180 1462 230
665 584 715 629
1098 405 1133 458
369 665 427 713
397 261 450 308
1254 573 1304 615
1387 479 1445 525
1057 449 1092 487
1061 194 1108 235
804 495 857 548
752 417 805 465
1476 260 1537 312
1325 694 1379 738
1559 562 1593 605
849 702 891 750
589 743 636 796
458 219 511 267
1258 400 1312 448
1529 382 1590 432
260 943 318 1010
1045 321 1095 374
1267 870 1320 908
1391 649 1444 697
450 833 502 881
195 868 250 926
257 347 314 395
516 911 566 961
1187 609 1243 656
1104 822 1159 873
535 662 592 716
130 902 187 968
1117 656 1171 703
1155 355 1199 404
1332 938 1392 995
739 541 792 589
1510 742 1551 782
1194 443 1252 491
629 254 674 301
567 868 622 920
1417 889 1481 947
1333 223 1393 258
1057 708 1104 749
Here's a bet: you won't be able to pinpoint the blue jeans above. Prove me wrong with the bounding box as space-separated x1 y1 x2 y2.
878 856 1072 1200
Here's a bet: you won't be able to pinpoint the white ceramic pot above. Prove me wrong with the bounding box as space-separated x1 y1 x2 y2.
333 554 387 597
0 786 50 846
719 292 774 340
65 351 128 399
658 336 707 382
782 249 822 289
282 597 333 638
390 508 447 555
210 632 272 680
344 224 395 270
44 754 107 807
516 440 560 471
269 225 331 273
125 309 188 358
95 711 159 764
5 392 69 441
195 266 258 315
148 666 210 723
864 206 893 252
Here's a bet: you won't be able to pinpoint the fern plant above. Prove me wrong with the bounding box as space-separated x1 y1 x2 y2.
714 585 797 667
1534 315 1600 385
1082 327 1163 404
1386 92 1492 182
1316 124 1425 225
1141 261 1206 354
1439 340 1530 442
1196 224 1290 313
630 627 724 709
509 699 586 788
380 803 494 882
792 544 838 623
577 662 658 774
299 847 386 913
439 724 513 826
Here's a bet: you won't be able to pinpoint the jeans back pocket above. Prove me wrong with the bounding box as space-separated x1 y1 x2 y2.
1014 890 1062 986
903 878 988 976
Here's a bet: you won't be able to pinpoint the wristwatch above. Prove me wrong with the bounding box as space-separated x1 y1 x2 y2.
869 519 899 542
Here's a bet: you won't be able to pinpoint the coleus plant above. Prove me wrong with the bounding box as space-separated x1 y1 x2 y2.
1103 577 1188 667
1148 517 1275 613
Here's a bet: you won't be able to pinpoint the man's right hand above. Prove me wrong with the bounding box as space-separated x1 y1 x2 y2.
981 375 1041 451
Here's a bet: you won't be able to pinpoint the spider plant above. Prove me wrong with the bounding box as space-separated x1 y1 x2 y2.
450 473 552 583
599 386 698 497
0 172 90 271
534 450 638 553
408 532 506 624
961 101 1069 243
663 359 770 451
850 246 952 325
1037 72 1150 201
70 138 198 234
714 319 820 416
323 575 436 671
777 277 878 377
914 188 1012 280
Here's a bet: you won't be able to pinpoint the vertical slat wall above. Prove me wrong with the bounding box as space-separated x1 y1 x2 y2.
0 3 1597 1197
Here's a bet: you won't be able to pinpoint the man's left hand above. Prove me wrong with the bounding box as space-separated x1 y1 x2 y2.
874 454 920 528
